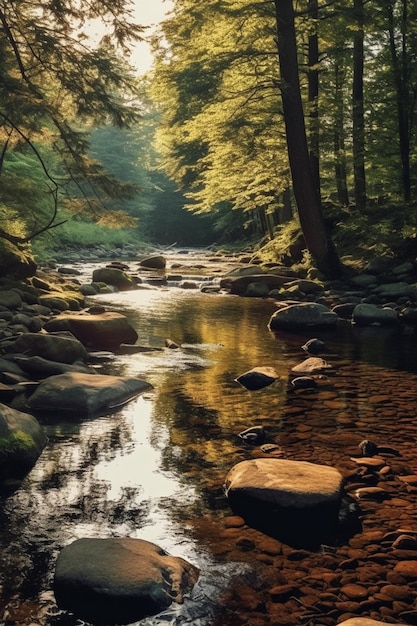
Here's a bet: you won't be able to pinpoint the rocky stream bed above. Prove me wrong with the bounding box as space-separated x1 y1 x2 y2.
2 247 417 626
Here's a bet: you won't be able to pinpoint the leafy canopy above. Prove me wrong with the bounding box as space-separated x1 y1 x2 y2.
0 0 145 244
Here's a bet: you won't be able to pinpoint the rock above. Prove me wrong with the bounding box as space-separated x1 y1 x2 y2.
179 280 199 289
245 281 271 297
291 357 333 374
235 366 279 390
38 293 81 311
301 337 326 355
139 255 166 270
393 560 417 579
0 402 47 483
165 338 180 349
12 355 94 378
332 302 357 319
0 290 23 309
350 274 378 287
374 282 416 299
28 372 153 417
220 274 289 296
91 267 137 291
0 241 37 279
54 537 199 624
352 303 398 326
43 311 138 351
283 279 324 294
291 376 317 389
238 426 267 445
268 302 338 330
6 332 88 363
224 458 344 547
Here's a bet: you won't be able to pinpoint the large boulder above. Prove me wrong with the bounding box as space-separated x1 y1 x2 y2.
43 311 138 351
54 537 199 624
224 458 344 547
28 372 153 417
6 332 89 363
268 302 338 330
139 255 166 270
352 303 398 326
0 241 37 279
92 267 137 291
220 274 289 296
0 403 47 484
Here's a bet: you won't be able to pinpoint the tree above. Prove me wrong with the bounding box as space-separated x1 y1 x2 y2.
0 0 144 246
307 0 321 202
273 0 341 275
352 0 367 210
385 0 416 202
151 0 291 240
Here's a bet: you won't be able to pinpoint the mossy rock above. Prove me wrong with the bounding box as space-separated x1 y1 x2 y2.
0 240 37 279
0 403 47 482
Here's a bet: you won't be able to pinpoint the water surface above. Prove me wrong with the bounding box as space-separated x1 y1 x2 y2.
2 254 417 625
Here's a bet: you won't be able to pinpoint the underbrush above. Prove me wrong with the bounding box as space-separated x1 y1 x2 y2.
256 201 417 273
31 220 142 261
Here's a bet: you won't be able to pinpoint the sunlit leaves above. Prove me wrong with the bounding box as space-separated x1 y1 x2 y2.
0 0 145 243
151 0 289 220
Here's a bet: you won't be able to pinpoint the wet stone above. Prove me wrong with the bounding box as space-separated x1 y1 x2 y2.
394 561 417 578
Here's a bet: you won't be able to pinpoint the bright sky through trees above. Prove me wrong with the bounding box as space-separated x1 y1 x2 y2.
131 0 173 73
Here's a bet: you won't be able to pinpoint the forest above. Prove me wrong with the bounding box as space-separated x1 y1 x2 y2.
0 0 416 278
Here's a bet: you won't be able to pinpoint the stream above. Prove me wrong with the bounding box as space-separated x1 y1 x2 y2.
2 249 417 625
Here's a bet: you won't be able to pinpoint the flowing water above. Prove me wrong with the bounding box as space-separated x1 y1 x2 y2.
2 250 417 625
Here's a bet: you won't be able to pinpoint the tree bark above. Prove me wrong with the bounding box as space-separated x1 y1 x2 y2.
387 0 411 202
273 0 341 276
352 0 366 210
334 59 350 206
308 0 321 203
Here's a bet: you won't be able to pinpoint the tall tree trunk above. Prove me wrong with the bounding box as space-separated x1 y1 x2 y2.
273 0 341 276
352 0 366 210
280 187 293 223
334 59 350 206
387 0 411 202
308 0 321 202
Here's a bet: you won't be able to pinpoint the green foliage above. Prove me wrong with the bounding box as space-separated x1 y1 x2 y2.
31 217 138 261
0 0 145 246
